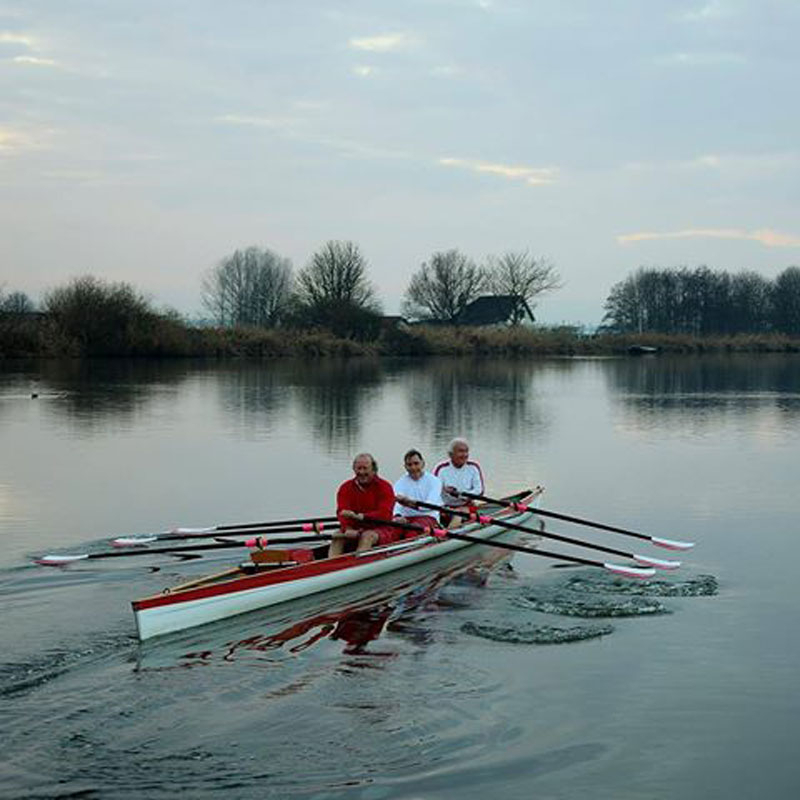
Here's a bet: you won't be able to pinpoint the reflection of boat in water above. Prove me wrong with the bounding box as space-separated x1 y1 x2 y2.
132 490 538 642
135 517 532 669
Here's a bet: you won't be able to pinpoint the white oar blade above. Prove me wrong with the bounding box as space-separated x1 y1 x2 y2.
112 536 159 547
633 554 681 570
170 526 215 534
651 536 695 551
603 562 656 580
36 554 90 566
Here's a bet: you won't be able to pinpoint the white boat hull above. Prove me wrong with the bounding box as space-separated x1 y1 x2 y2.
133 506 538 641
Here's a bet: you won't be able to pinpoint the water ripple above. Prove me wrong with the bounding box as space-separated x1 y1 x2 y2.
512 587 670 617
461 620 614 644
564 572 719 597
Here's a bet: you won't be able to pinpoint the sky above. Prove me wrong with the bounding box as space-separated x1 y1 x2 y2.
1 0 799 325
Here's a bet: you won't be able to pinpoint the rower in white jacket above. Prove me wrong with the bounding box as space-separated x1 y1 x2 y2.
394 449 443 527
433 437 485 507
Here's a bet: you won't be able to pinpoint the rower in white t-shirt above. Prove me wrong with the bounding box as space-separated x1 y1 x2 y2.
393 449 443 529
433 438 485 524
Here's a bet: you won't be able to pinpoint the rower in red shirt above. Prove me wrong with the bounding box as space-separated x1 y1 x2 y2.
329 452 397 558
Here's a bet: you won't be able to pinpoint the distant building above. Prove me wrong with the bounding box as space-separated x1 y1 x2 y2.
454 295 536 327
379 315 408 331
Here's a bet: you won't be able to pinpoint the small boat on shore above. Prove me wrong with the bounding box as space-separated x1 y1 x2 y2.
132 490 540 641
627 344 659 355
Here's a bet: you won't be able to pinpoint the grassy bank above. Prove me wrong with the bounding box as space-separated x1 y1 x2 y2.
2 315 800 359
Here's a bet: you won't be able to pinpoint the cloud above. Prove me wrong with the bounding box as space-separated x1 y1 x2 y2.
679 1 731 22
0 31 36 48
0 124 52 155
622 151 799 175
439 157 558 185
617 228 800 248
216 112 410 161
215 113 294 129
12 54 58 66
430 64 462 77
658 51 745 66
352 64 376 77
348 32 418 52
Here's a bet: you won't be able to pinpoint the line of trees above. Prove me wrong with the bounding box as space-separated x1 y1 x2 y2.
0 288 36 315
200 242 561 336
201 241 382 339
602 266 800 335
1 277 194 356
402 249 561 323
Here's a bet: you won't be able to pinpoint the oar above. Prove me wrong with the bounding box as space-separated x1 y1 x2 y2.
455 491 695 551
360 516 656 579
36 534 331 566
396 500 680 570
111 518 335 547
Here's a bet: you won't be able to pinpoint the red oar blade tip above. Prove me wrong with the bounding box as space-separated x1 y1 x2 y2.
603 563 656 580
633 554 681 570
112 536 158 547
651 536 695 551
35 554 90 566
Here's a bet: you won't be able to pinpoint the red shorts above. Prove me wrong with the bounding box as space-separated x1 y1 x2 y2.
341 526 400 549
375 526 402 546
401 515 438 536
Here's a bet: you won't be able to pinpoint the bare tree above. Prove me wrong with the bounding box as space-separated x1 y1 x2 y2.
773 266 800 335
402 249 485 322
202 247 293 327
0 290 35 315
291 241 382 339
295 241 379 310
485 251 562 324
602 265 781 334
44 275 154 354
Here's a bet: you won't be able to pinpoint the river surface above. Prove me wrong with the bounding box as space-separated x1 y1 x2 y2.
1 355 798 799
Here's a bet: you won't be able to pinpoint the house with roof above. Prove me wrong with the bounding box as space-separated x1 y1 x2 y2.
454 295 536 327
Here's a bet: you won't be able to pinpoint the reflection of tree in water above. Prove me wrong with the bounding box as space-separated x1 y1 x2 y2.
289 359 385 451
215 362 290 439
605 355 800 425
404 358 548 445
0 359 195 431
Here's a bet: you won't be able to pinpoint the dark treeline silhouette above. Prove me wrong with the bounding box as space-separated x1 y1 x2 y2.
402 248 560 323
201 242 559 335
603 266 800 335
202 240 383 340
4 252 800 359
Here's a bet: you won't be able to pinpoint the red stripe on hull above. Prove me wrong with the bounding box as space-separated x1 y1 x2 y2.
133 540 434 612
133 493 532 613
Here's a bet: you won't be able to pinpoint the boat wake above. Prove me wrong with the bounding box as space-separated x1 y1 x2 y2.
563 572 719 597
0 629 133 699
513 590 670 618
461 621 614 644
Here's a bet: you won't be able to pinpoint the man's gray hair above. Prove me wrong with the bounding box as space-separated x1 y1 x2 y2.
448 437 469 455
352 452 379 472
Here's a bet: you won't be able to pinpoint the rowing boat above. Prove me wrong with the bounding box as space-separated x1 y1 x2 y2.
132 489 540 641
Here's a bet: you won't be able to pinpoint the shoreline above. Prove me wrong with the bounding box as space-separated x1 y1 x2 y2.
2 318 800 360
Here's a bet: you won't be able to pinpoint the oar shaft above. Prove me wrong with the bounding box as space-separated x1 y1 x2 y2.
112 521 334 546
409 499 639 560
458 491 650 543
45 535 331 563
446 530 608 568
91 541 251 558
164 523 327 540
215 515 338 532
359 516 620 570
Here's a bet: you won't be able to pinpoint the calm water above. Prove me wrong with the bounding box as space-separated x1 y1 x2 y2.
1 355 799 799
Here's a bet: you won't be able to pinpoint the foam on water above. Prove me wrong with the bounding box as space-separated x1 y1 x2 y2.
564 573 719 597
461 621 614 644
